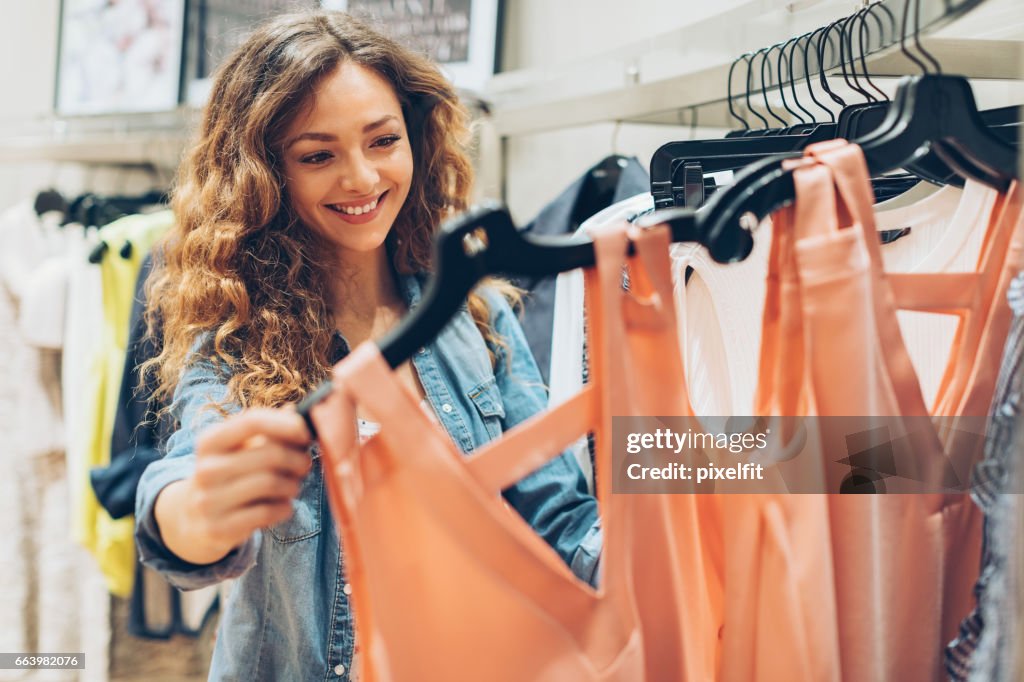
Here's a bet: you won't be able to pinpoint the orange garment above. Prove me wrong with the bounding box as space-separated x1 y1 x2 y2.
752 139 1023 680
310 222 704 681
309 138 1022 681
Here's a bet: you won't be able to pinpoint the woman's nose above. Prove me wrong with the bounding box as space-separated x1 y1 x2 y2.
339 153 379 195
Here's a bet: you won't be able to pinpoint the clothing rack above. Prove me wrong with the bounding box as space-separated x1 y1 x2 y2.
486 0 1016 137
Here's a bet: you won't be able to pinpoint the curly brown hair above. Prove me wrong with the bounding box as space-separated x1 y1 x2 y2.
144 10 518 413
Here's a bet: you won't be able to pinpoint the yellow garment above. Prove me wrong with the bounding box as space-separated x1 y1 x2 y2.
75 210 173 596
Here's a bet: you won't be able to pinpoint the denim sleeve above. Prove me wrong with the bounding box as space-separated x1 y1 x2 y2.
485 288 604 586
134 359 260 591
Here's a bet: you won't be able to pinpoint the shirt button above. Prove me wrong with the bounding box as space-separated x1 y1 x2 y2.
334 663 346 676
418 347 427 355
441 403 453 414
343 583 353 596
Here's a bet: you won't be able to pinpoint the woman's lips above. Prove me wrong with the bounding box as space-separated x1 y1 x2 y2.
326 191 388 224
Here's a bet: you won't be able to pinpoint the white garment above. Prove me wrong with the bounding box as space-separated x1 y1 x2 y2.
61 227 104 519
548 193 654 488
0 204 110 682
876 181 994 409
20 255 70 351
671 219 772 417
548 181 997 465
674 182 991 416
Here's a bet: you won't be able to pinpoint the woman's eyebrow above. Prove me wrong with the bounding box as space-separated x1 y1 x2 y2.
362 114 398 133
286 115 399 149
287 132 336 148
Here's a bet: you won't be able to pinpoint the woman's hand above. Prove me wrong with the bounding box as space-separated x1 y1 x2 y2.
154 408 313 565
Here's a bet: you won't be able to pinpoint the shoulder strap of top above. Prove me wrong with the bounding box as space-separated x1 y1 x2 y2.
805 140 933 419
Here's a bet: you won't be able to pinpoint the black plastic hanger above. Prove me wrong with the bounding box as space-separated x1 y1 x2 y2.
682 162 705 207
835 0 966 187
801 27 837 124
739 47 774 137
858 75 1018 191
651 31 841 208
816 19 849 114
759 43 791 133
654 21 867 208
34 189 68 217
725 51 753 135
780 35 818 134
295 200 751 432
835 9 881 140
685 72 1019 264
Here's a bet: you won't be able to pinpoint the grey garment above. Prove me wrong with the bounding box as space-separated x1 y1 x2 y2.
946 271 1024 681
516 156 649 385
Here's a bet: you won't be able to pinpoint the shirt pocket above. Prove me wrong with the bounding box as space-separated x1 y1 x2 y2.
468 376 506 442
269 445 323 543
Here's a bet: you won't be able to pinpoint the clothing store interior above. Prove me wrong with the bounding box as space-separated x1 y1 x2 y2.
3 0 1024 680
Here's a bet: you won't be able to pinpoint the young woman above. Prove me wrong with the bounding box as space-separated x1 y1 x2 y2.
134 10 602 681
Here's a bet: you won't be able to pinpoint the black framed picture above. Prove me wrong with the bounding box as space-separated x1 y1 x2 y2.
323 0 504 93
55 0 187 115
183 0 318 106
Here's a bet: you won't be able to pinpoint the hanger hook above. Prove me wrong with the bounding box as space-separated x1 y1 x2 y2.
760 45 789 128
857 2 890 101
782 34 815 122
899 0 929 74
844 12 875 102
816 20 848 109
784 35 815 123
610 120 622 155
771 41 803 126
835 15 863 101
726 52 751 131
778 36 808 125
872 0 900 46
912 0 941 74
744 50 770 131
803 29 835 122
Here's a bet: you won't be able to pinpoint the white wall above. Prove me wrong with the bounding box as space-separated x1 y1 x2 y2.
495 0 747 223
492 0 1024 223
2 0 1022 223
0 0 63 212
0 0 177 214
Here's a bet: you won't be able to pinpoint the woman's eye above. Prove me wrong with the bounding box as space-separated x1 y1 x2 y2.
300 151 332 164
372 135 401 149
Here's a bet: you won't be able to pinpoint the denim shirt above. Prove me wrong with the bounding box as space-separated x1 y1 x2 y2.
135 273 603 682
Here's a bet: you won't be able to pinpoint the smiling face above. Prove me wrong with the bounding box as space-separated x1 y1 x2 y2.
280 61 414 261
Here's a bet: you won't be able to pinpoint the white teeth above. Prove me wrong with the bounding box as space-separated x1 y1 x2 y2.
333 198 379 215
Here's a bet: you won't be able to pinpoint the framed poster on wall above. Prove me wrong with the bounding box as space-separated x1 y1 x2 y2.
183 0 318 107
322 0 504 93
55 0 187 115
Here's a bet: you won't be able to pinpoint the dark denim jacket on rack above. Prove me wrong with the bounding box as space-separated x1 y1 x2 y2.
135 272 603 681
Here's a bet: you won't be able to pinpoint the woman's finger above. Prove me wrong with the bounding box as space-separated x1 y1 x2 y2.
193 442 313 488
197 408 312 454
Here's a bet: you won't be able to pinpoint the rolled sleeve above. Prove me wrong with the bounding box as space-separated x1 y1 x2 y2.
484 288 604 586
134 357 258 591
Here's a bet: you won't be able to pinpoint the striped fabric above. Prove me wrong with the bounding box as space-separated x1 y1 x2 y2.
946 271 1024 681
